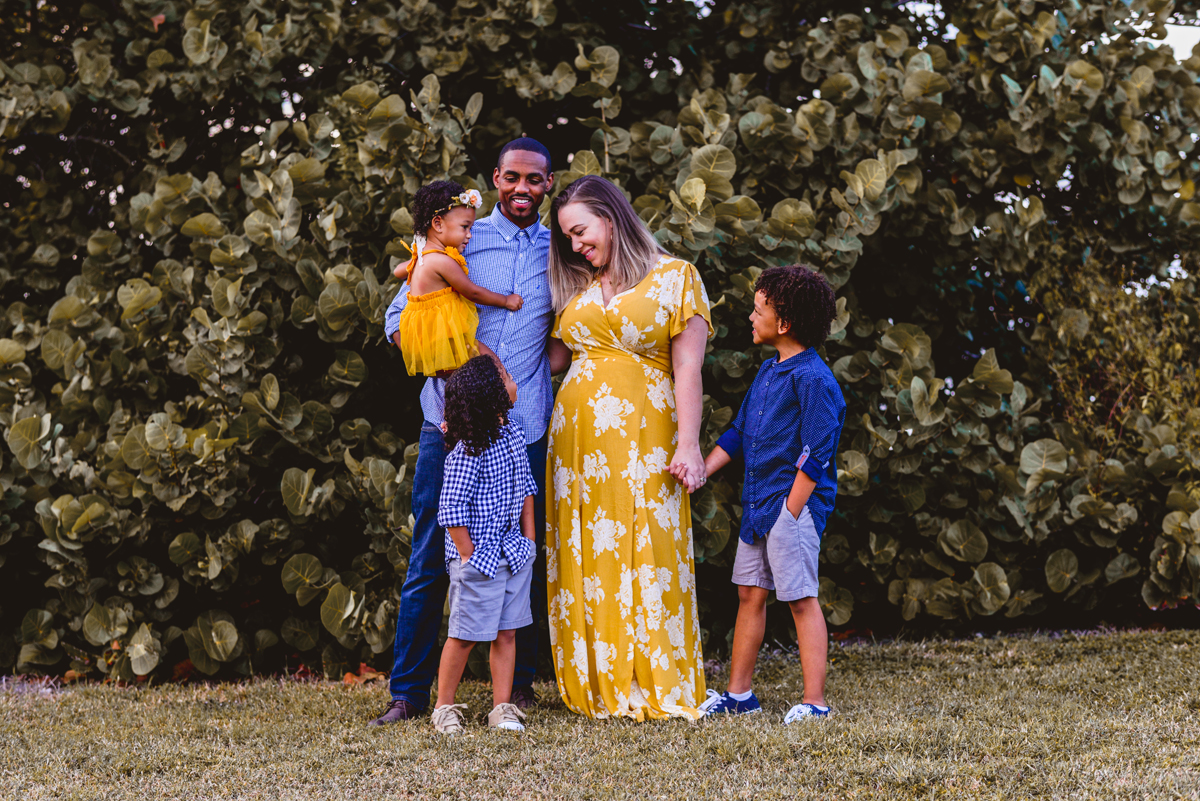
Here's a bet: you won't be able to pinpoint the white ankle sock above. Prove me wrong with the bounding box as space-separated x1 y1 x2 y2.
729 689 754 701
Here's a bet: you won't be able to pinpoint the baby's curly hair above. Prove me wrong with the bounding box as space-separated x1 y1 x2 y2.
755 264 837 348
443 355 513 456
411 179 466 235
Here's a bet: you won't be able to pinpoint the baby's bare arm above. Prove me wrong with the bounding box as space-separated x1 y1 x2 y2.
428 254 520 309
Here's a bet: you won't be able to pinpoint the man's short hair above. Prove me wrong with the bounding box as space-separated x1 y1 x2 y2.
497 137 552 174
755 264 837 348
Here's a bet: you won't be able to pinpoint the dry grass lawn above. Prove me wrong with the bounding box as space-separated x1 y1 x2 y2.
2 629 1198 800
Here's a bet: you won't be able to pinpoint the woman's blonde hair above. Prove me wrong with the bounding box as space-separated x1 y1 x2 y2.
548 175 667 313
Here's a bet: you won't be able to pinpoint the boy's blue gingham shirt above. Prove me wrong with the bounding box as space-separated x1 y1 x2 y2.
438 421 540 578
716 348 846 543
384 206 554 442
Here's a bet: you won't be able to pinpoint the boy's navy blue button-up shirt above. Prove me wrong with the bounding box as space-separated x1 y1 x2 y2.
438 421 540 578
716 348 846 543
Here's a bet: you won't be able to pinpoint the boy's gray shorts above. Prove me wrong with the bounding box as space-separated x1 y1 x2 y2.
446 557 533 642
731 501 821 602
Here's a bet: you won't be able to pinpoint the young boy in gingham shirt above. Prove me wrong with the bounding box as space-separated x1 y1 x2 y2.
699 264 846 722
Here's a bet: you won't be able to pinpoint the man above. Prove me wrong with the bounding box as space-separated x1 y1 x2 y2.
372 138 570 724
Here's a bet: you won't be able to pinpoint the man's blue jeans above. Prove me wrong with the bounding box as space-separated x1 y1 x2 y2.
388 422 548 708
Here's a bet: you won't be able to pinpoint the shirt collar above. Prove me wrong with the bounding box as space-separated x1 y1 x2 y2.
489 204 545 243
770 348 817 373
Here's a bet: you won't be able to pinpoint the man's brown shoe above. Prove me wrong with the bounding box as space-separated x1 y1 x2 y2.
511 685 538 710
369 698 421 726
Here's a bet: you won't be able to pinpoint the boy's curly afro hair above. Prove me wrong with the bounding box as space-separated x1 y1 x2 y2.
755 264 837 348
411 179 466 235
443 355 513 456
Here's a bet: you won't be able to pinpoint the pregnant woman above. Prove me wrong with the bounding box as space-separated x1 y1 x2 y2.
545 175 712 720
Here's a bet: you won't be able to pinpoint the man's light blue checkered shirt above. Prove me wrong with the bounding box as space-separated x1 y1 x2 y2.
384 206 554 442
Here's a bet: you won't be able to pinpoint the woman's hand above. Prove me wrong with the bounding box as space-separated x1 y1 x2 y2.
670 442 707 493
670 313 709 494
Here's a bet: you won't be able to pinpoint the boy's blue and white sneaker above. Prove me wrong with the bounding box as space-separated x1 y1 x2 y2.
698 689 762 716
783 702 831 723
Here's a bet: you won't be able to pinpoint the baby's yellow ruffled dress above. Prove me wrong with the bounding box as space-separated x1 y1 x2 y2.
397 246 479 376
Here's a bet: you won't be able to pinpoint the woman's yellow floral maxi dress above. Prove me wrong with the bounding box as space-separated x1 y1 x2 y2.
547 255 712 720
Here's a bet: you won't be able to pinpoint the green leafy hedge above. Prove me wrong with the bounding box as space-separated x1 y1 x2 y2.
2 0 1199 679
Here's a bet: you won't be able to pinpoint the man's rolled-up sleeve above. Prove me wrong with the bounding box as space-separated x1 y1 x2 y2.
384 283 409 344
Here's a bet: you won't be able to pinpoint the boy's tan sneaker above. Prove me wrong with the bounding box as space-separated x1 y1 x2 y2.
431 703 468 734
487 702 527 732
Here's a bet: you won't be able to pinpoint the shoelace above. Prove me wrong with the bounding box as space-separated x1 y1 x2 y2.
432 703 468 729
492 703 527 725
784 703 829 724
697 689 726 714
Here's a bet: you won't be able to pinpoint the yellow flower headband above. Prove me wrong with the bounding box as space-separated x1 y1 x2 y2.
433 189 483 216
403 190 484 275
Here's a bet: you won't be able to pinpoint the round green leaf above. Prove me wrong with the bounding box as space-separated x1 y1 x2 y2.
120 425 152 470
818 577 854 626
260 373 280 411
288 158 326 185
972 563 1011 613
317 282 357 331
328 351 368 387
20 609 57 648
1045 548 1079 593
341 82 381 110
0 338 25 366
194 612 240 663
1104 553 1140 585
180 213 227 238
254 629 280 652
39 330 72 370
896 479 926 512
854 158 888 201
690 144 736 180
126 623 159 676
939 520 989 563
7 414 50 470
970 349 1014 393
183 626 220 674
281 616 320 651
281 467 314 516
168 532 203 565
679 176 707 210
83 603 128 647
1065 59 1104 92
1020 439 1068 477
320 583 356 638
902 69 951 101
281 553 324 594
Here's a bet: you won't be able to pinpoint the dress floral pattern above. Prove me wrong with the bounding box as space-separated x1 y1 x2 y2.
547 256 712 720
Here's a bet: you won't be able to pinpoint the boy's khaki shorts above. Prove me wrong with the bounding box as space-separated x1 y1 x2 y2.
446 557 533 642
731 500 821 602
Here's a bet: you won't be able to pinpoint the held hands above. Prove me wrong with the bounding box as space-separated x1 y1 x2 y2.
669 443 707 494
505 293 524 311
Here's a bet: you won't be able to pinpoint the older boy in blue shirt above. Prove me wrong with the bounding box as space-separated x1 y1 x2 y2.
699 264 846 722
